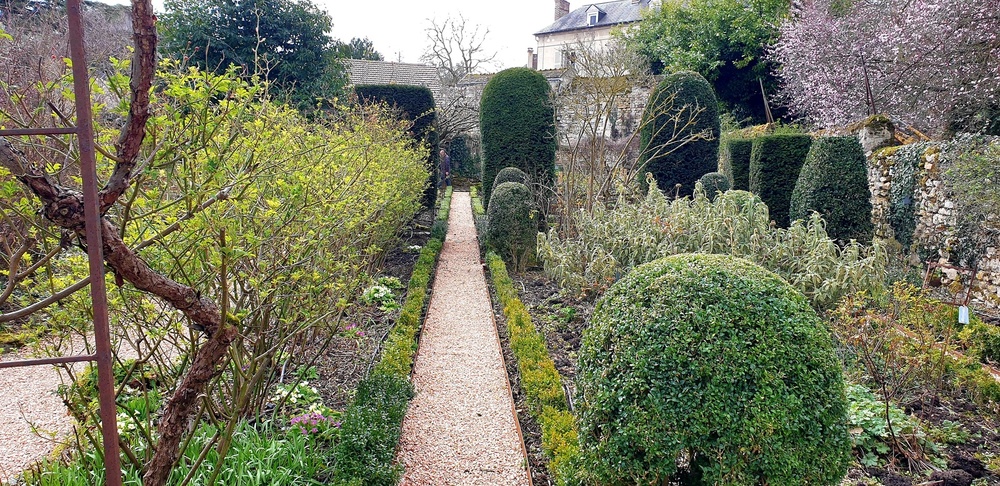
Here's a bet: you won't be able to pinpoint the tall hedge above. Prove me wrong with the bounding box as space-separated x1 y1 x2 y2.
355 84 437 207
577 253 851 485
480 67 556 206
448 134 474 178
639 71 720 197
748 134 812 227
721 138 753 190
790 136 874 243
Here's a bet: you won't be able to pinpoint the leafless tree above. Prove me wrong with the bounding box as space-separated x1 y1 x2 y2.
552 39 713 229
420 14 496 87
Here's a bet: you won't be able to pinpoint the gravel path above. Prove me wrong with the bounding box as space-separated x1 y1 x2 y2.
397 191 530 486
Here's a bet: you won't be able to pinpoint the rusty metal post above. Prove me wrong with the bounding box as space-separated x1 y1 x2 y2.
65 1 123 484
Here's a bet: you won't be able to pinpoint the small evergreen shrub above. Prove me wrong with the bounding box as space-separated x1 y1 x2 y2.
493 166 530 189
639 70 721 197
355 84 438 207
486 181 536 271
697 171 730 200
721 137 753 190
790 136 874 243
576 253 851 485
749 134 812 227
480 67 556 206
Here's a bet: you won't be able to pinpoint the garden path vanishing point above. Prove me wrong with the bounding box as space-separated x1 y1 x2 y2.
397 191 530 486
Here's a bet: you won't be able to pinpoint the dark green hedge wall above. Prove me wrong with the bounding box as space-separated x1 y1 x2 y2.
355 84 438 207
721 138 753 191
639 70 720 197
479 67 556 206
790 136 874 243
749 134 812 227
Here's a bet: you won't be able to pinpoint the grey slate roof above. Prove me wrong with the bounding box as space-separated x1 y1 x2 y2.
345 59 441 93
535 0 651 35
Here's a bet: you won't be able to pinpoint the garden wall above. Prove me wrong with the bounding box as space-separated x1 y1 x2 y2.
867 137 1000 316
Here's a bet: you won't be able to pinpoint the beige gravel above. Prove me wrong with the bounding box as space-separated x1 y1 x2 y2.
397 191 530 486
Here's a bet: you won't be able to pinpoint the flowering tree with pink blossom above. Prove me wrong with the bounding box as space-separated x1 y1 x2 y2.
771 0 1000 135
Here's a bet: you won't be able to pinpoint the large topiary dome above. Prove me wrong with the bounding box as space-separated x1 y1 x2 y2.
576 253 851 485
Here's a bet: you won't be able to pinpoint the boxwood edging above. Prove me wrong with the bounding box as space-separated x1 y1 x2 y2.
485 251 580 485
331 188 452 485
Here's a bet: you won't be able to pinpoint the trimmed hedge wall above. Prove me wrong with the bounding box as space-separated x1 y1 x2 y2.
576 253 851 485
790 136 874 243
486 252 579 485
480 67 556 206
721 138 753 190
749 134 812 227
331 189 450 484
355 84 438 207
639 70 720 197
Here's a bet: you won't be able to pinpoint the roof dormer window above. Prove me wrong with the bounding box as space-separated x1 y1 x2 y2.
586 5 604 26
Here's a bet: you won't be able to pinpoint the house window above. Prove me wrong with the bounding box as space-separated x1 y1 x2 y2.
588 12 598 25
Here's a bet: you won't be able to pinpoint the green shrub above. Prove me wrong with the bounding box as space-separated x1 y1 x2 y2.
749 134 812 227
576 254 851 485
331 372 414 485
486 182 537 271
790 136 874 243
493 166 530 188
959 320 1000 364
639 70 720 197
720 137 753 190
537 184 887 309
697 171 730 200
486 253 578 485
480 67 556 206
355 84 438 207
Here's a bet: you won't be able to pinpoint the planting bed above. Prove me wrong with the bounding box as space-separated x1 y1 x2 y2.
509 268 1000 486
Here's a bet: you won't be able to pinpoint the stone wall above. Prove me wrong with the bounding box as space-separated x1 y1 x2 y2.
867 136 1000 316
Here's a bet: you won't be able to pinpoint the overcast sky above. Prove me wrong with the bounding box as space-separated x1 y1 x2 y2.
122 0 560 71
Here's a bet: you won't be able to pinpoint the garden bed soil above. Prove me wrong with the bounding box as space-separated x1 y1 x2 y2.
308 207 435 410
509 269 1000 486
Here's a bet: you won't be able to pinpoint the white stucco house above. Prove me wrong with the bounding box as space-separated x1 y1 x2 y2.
530 0 655 71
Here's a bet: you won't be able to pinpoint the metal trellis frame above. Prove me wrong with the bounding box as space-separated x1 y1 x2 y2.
0 0 123 484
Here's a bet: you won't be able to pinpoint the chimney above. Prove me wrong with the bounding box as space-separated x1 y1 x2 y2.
555 0 570 20
527 48 538 70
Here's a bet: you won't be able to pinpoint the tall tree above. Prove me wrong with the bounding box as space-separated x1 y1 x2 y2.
334 36 383 60
159 0 339 104
623 0 791 124
421 14 496 86
771 0 1000 135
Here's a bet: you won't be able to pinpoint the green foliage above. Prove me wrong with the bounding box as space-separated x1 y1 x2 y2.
159 0 342 108
538 185 886 309
749 133 812 227
720 137 753 190
448 134 476 178
492 166 529 188
332 197 449 483
24 420 332 485
485 253 578 485
355 84 438 207
790 136 874 243
333 37 382 61
576 254 851 484
959 320 1000 364
845 384 927 468
486 182 537 272
480 67 556 206
639 71 720 197
432 187 453 240
623 0 791 123
697 171 730 200
331 373 413 485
